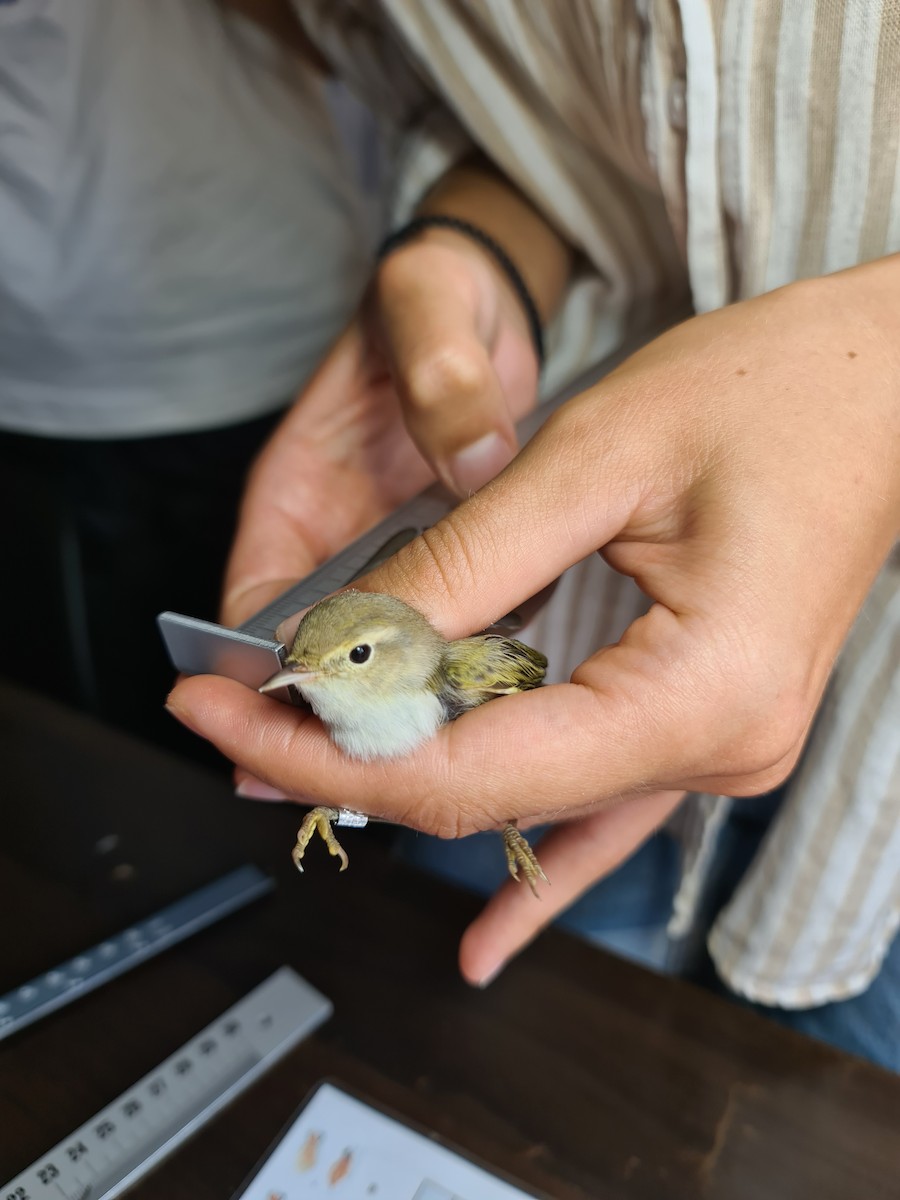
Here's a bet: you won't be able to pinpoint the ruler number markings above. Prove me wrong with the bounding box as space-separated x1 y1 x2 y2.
2 970 331 1200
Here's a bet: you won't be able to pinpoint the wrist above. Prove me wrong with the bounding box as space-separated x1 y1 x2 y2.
378 215 544 367
415 159 573 321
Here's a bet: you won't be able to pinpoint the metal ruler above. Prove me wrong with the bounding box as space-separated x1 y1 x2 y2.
157 332 659 690
1 967 332 1200
0 866 273 1043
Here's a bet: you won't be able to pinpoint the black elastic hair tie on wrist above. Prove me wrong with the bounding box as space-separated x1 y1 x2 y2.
377 214 545 369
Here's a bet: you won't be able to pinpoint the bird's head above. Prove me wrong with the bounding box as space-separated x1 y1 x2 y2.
258 591 446 705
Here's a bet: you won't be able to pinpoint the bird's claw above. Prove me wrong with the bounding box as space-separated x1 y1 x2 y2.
292 807 349 873
503 821 548 898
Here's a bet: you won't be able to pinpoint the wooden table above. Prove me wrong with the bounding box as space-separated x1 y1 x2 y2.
1 681 898 1199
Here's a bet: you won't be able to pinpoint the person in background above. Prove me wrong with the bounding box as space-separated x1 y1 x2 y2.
169 3 900 1070
0 0 378 756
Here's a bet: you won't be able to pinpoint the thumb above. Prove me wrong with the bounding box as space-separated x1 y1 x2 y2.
374 241 535 495
459 791 684 987
358 392 638 639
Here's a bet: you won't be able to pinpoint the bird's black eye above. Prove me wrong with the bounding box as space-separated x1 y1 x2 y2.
348 644 372 664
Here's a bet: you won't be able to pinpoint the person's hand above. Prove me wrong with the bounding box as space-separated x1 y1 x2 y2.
221 232 538 626
221 158 572 627
171 256 900 980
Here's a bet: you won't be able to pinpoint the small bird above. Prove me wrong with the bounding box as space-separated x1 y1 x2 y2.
258 591 549 895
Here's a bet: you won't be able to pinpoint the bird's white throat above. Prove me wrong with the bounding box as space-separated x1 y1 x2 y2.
300 680 445 761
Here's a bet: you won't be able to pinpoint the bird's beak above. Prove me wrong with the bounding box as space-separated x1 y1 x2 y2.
258 664 318 695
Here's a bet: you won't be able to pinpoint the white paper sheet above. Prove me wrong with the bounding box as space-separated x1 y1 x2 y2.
236 1083 539 1200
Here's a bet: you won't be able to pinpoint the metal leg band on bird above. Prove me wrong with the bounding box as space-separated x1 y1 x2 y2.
291 807 548 897
261 593 551 896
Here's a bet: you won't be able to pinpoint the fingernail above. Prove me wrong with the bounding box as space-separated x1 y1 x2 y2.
448 433 514 495
275 606 312 646
474 961 505 989
235 780 290 802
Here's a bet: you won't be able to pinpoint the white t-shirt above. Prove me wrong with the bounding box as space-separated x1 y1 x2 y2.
0 0 374 437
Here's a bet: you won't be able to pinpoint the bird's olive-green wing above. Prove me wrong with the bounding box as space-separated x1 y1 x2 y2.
440 635 547 711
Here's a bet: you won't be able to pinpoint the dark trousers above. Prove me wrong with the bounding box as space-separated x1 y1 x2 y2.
0 410 284 765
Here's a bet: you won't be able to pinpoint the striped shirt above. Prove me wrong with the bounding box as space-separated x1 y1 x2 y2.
300 0 900 1007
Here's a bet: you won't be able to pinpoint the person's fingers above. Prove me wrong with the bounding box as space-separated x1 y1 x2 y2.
220 325 373 627
173 356 809 824
272 606 312 647
457 791 685 986
167 610 790 835
353 388 652 640
375 241 537 495
168 673 461 825
221 237 540 628
234 776 292 802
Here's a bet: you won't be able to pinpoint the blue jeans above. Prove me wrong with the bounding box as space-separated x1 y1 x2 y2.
397 811 900 1073
398 825 680 972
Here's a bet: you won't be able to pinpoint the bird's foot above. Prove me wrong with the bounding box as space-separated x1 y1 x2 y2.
292 807 349 873
503 821 548 898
